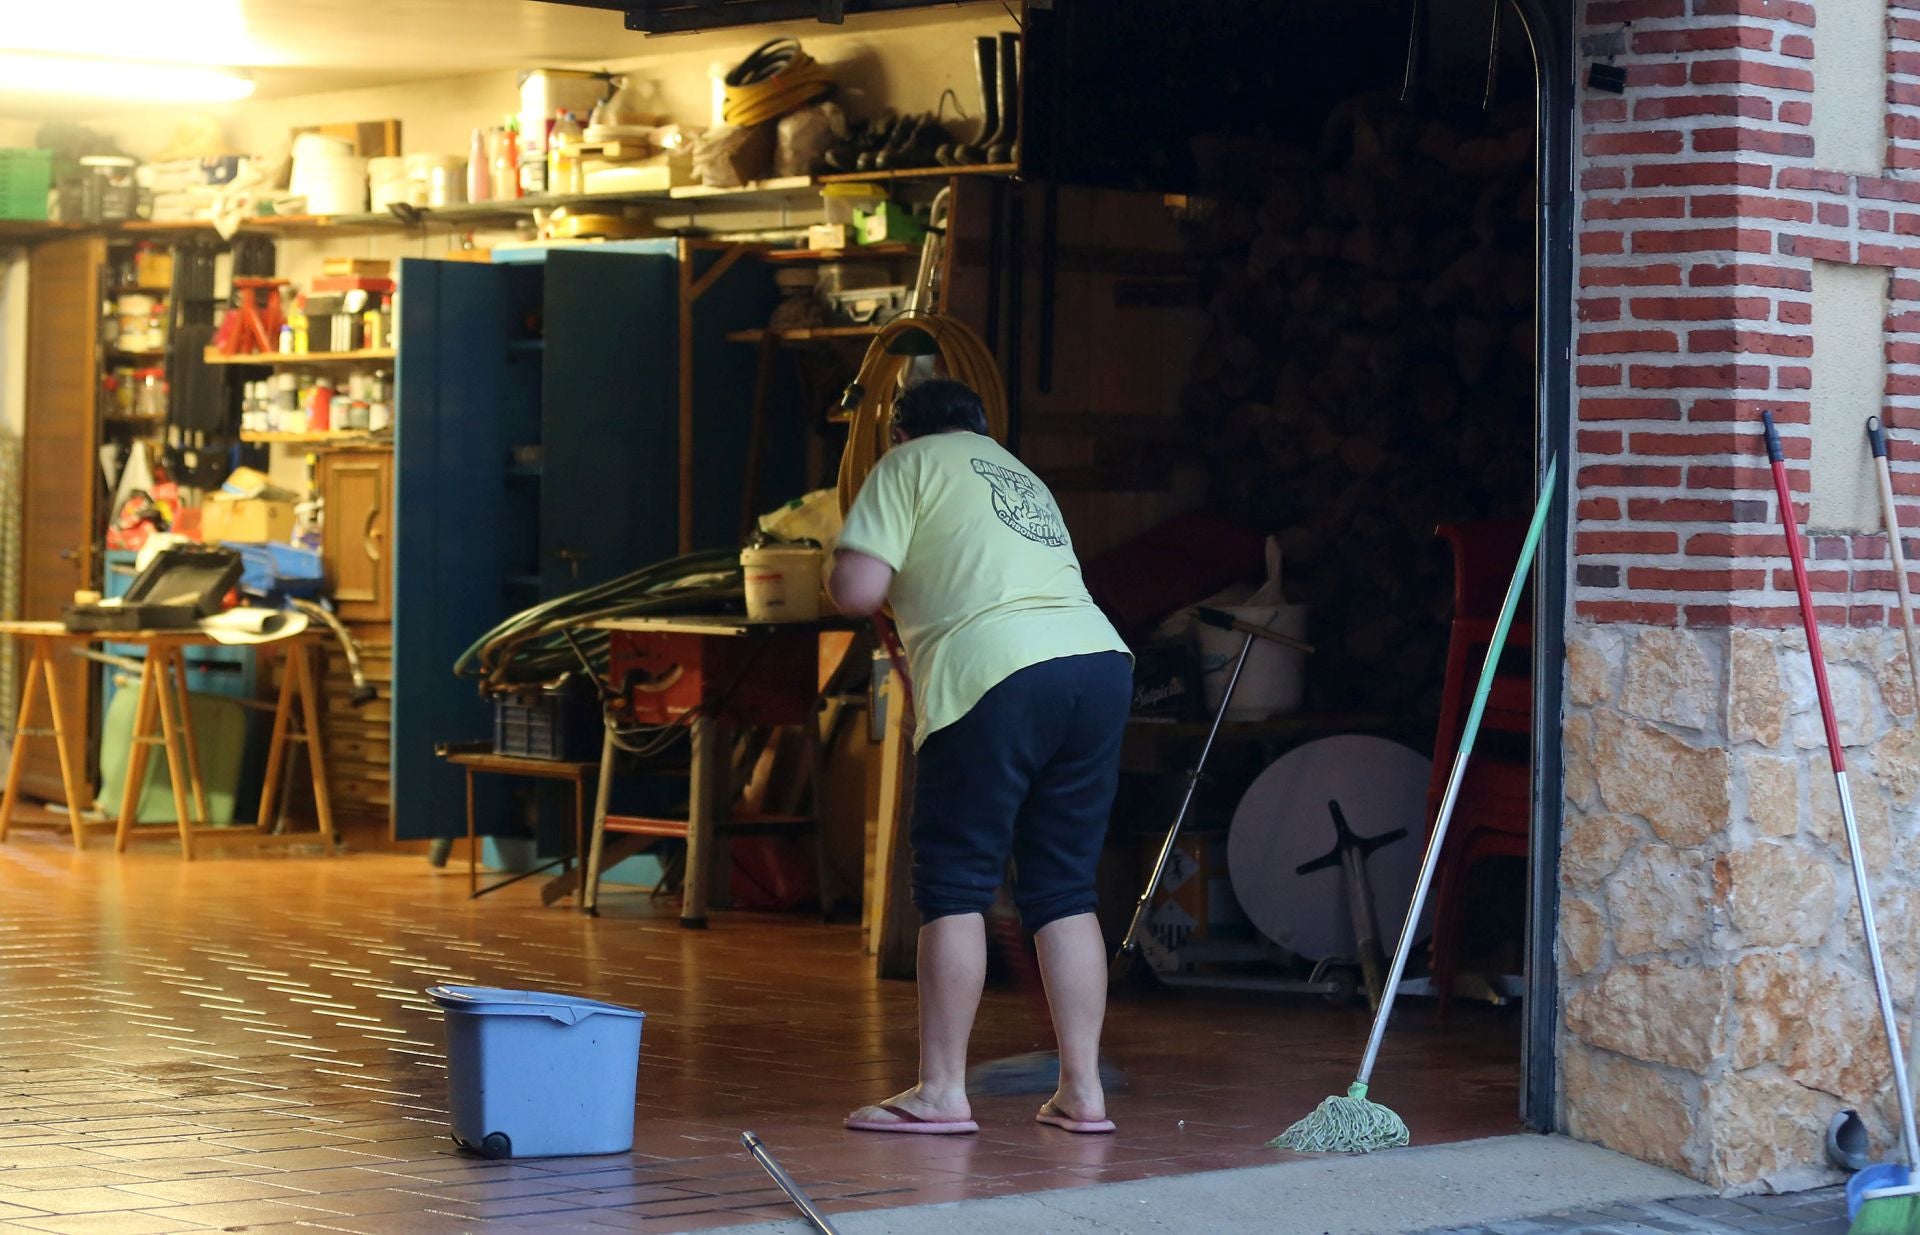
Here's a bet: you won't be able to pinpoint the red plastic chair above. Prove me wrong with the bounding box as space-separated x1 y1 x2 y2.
1424 520 1533 1020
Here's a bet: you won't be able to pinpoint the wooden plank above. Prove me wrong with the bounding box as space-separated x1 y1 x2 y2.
203 349 396 365
21 234 104 804
868 673 919 979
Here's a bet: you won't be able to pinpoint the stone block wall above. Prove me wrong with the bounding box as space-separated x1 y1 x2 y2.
1560 620 1920 1189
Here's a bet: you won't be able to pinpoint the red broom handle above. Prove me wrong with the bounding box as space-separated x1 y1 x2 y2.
1763 411 1846 770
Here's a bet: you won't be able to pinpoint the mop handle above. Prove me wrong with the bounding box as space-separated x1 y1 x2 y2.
1122 630 1258 944
743 1132 841 1235
1869 417 1920 707
1767 411 1920 1171
1763 414 1845 768
1355 455 1557 1087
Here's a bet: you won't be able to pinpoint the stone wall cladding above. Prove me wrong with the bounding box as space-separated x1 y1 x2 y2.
1560 621 1920 1189
1574 0 1920 631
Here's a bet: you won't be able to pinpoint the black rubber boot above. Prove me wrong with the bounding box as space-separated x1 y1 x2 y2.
871 113 925 170
941 36 998 166
986 32 1019 165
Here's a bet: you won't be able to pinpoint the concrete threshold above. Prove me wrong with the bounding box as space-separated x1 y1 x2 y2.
730 1133 1713 1234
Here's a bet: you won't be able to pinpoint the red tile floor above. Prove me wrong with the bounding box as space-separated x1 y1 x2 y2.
0 831 1521 1232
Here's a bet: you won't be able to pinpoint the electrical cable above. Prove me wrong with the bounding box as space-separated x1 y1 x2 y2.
723 37 834 128
451 550 741 692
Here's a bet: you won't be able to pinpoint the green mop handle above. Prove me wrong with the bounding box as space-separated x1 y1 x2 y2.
1354 455 1558 1088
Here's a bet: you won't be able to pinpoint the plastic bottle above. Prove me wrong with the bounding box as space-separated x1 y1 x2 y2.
549 110 582 196
494 119 521 201
467 127 490 203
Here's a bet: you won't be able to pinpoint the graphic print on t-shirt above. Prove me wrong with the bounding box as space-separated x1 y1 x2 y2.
971 457 1068 547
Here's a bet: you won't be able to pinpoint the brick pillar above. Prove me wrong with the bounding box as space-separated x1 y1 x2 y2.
1566 0 1920 1191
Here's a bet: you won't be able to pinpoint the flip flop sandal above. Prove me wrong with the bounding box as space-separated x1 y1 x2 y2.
1035 1102 1116 1135
845 1103 979 1135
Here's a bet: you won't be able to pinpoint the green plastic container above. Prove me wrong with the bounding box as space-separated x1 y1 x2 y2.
0 150 52 222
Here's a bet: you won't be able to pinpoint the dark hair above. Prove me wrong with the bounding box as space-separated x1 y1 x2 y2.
891 378 989 439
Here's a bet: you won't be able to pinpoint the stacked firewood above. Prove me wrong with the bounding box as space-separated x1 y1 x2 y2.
1181 93 1539 727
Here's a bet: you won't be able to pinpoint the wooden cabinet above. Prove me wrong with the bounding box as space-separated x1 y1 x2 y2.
318 450 392 623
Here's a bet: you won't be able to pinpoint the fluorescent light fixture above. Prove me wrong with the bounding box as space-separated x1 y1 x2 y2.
0 53 255 104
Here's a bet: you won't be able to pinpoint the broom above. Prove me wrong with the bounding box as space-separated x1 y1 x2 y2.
1272 455 1556 1154
1850 415 1920 1233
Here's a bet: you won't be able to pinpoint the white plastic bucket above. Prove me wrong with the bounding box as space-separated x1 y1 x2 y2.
1196 604 1309 720
741 544 823 622
291 154 369 215
367 156 410 211
428 985 644 1158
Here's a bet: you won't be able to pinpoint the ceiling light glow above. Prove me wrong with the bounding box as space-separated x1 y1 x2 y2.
0 54 255 104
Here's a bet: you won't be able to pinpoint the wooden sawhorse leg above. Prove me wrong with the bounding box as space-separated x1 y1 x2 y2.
0 635 91 848
251 641 336 852
113 642 198 858
166 647 210 827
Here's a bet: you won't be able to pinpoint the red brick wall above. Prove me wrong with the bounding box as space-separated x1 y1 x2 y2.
1575 0 1920 629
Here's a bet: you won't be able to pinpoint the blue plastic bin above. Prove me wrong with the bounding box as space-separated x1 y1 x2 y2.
226 541 323 601
427 985 645 1159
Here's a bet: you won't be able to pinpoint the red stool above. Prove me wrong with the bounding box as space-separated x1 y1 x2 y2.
1424 521 1533 1019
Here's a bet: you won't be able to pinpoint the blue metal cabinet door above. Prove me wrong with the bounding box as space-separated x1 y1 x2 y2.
539 250 679 592
390 258 543 840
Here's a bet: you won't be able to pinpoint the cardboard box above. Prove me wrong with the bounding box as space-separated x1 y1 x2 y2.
201 497 295 544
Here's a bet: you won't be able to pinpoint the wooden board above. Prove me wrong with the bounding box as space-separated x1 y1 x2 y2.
867 673 919 979
20 235 105 804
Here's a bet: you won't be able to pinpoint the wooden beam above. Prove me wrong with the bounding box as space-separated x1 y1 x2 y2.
688 245 750 303
868 673 919 978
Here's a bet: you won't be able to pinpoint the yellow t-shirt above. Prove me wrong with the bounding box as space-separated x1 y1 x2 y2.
837 432 1129 748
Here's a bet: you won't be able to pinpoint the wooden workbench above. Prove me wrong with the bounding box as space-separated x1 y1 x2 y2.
0 621 336 859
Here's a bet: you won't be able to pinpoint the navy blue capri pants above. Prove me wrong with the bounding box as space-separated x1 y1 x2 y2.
909 652 1133 931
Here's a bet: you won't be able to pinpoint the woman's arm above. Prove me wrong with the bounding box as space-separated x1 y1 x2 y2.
828 549 895 617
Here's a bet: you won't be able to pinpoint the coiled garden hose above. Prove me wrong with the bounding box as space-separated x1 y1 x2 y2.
452 550 743 693
723 37 834 127
834 312 1009 725
834 312 1008 516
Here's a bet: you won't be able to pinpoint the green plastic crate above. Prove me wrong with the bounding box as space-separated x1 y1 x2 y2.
0 149 52 222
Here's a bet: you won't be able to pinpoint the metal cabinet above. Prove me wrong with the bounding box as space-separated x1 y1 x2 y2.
389 246 773 840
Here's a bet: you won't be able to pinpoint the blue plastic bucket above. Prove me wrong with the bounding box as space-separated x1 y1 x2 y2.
1847 1162 1912 1218
427 985 645 1159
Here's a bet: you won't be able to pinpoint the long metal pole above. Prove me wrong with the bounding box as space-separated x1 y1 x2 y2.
743 1132 839 1235
1356 455 1556 1087
1767 412 1919 1171
1115 630 1256 957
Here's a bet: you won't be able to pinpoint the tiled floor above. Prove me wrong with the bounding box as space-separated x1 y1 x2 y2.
0 829 1521 1232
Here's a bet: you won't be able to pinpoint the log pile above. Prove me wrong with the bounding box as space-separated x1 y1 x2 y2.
1181 93 1538 726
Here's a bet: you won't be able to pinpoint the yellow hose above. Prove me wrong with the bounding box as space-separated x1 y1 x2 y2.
723 41 834 128
836 314 1009 515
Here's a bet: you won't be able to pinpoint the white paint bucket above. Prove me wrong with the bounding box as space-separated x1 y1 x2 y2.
1196 603 1309 719
741 544 823 623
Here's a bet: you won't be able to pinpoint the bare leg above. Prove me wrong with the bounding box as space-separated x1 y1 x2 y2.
1034 912 1108 1123
848 912 985 1124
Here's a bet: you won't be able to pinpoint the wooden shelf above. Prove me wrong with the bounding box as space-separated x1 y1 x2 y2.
204 348 396 366
108 348 168 360
239 431 392 447
758 244 916 262
725 324 884 344
818 163 1018 183
0 167 1015 244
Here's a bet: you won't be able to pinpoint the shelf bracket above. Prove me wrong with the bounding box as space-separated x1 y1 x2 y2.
687 246 750 303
